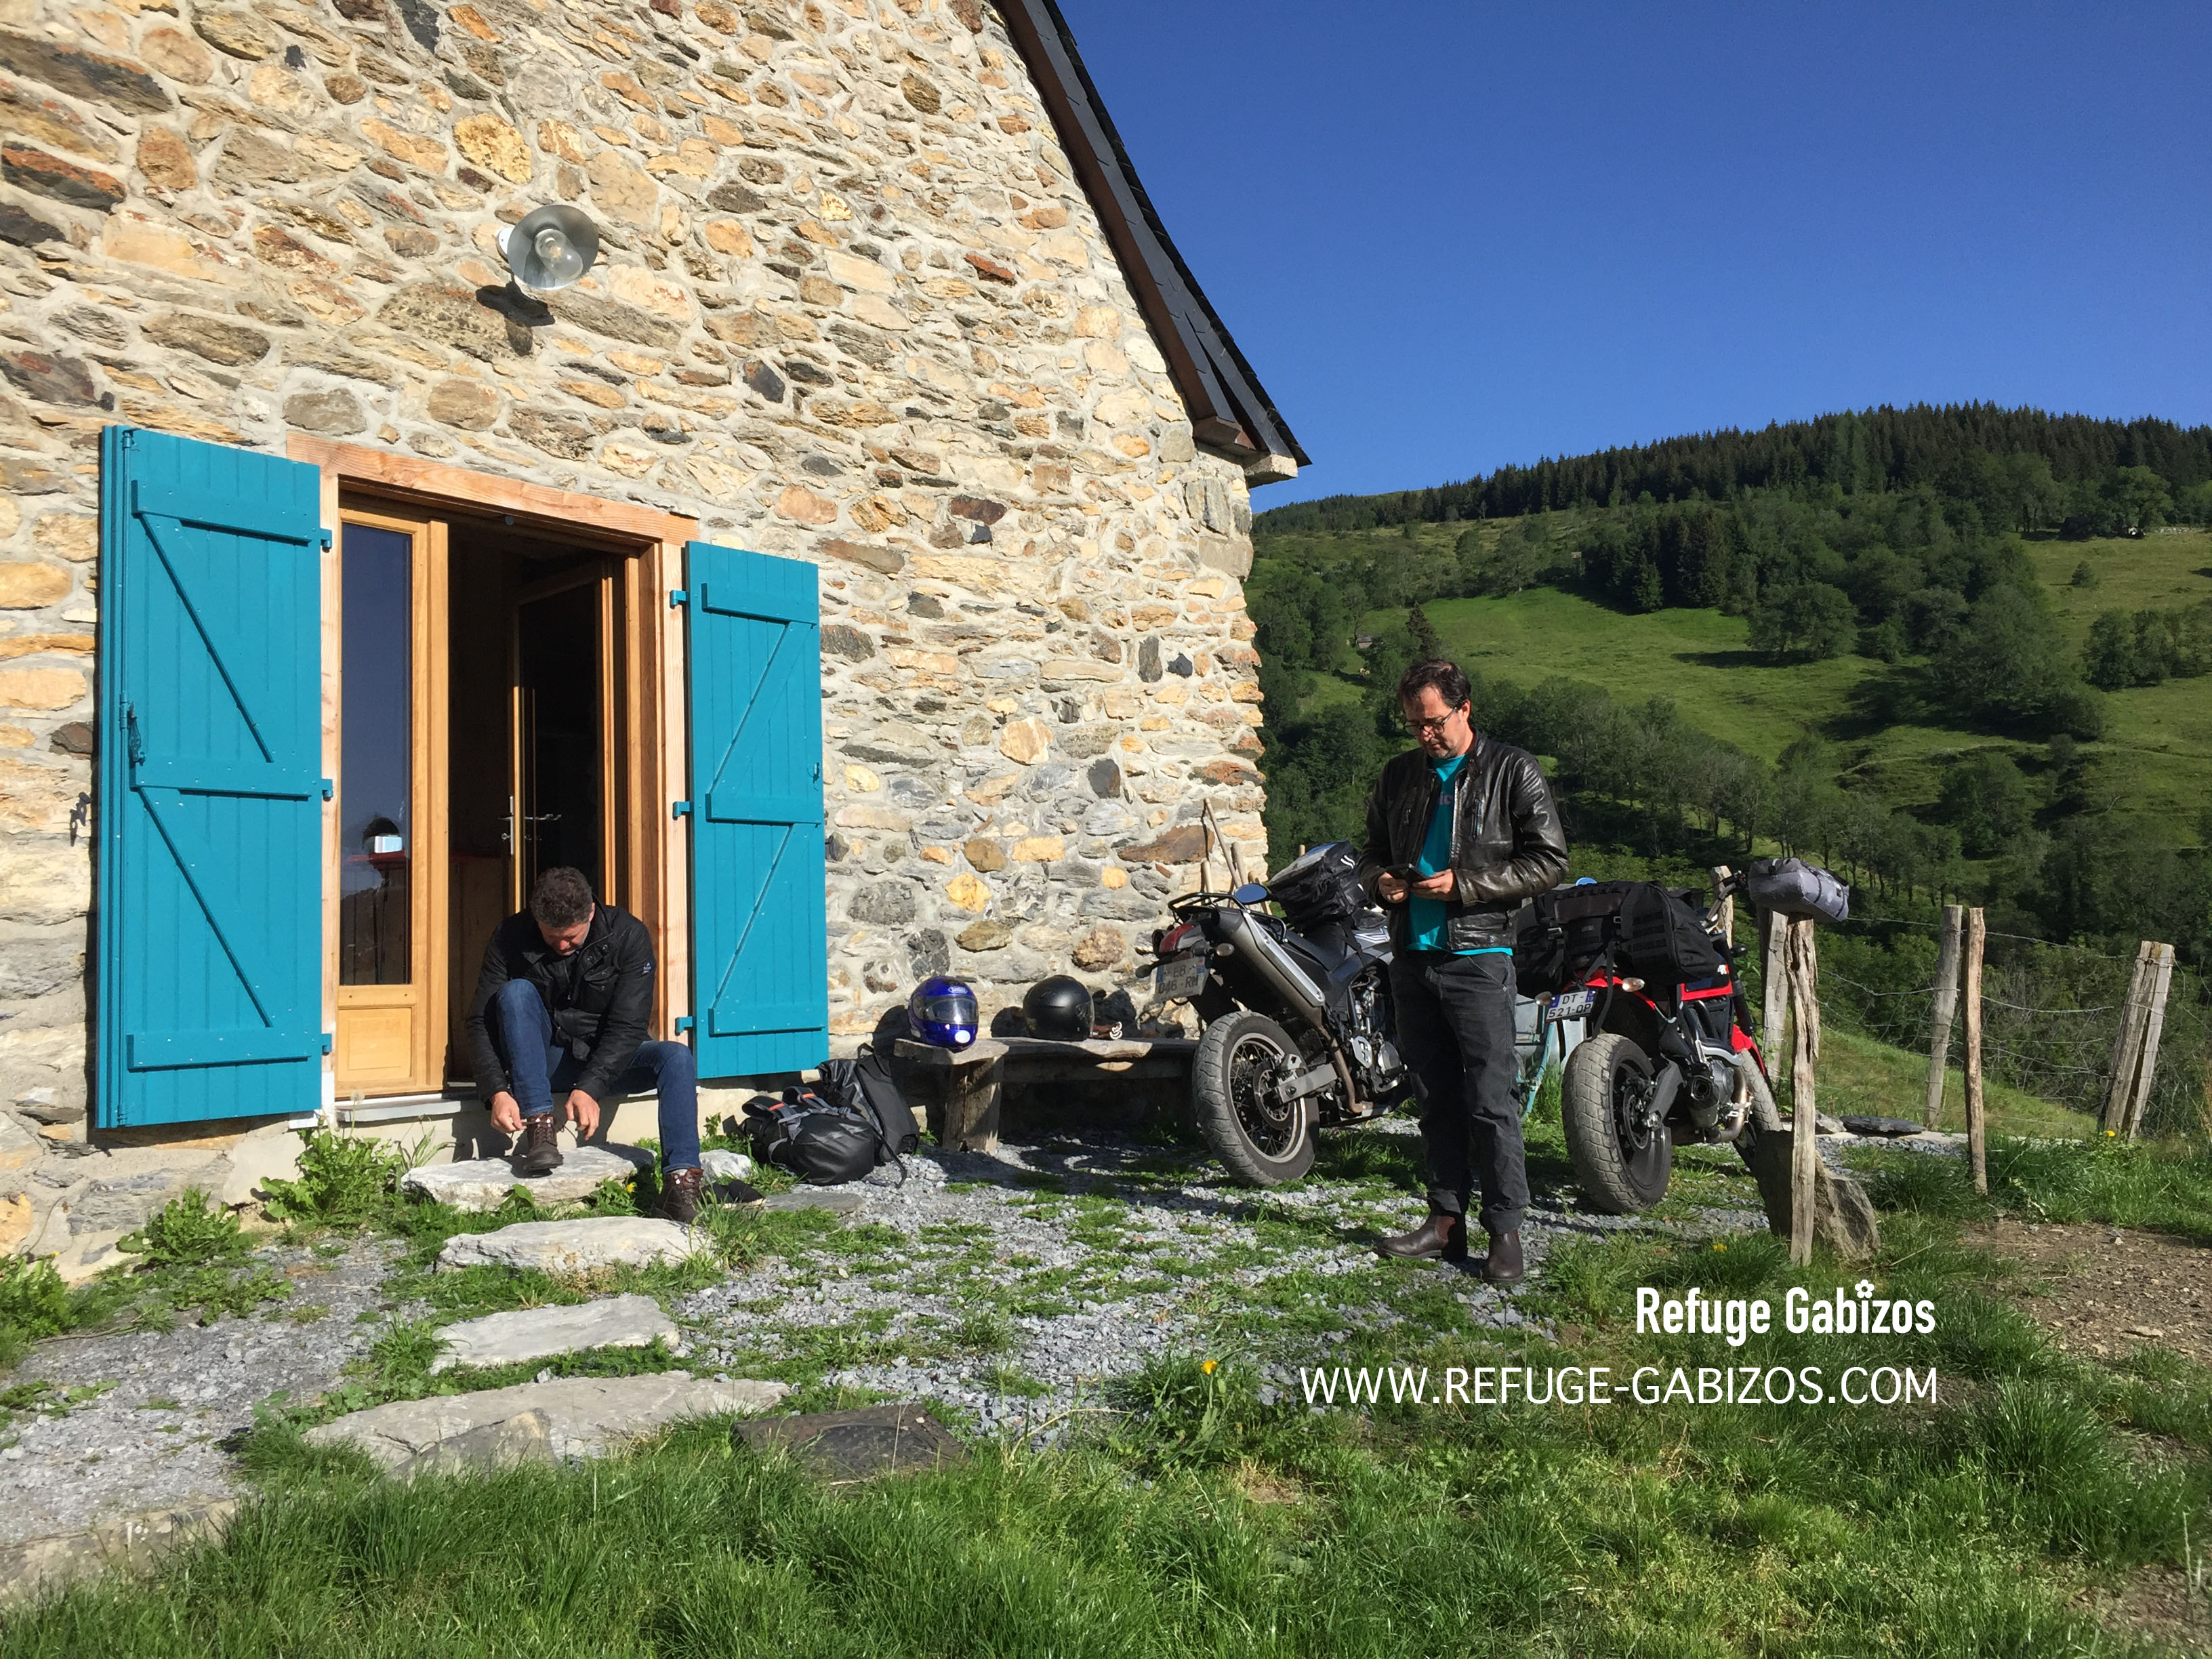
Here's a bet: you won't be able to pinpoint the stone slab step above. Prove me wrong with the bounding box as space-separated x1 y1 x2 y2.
436 1216 702 1273
735 1402 964 1483
760 1189 864 1215
701 1148 753 1182
430 1293 679 1374
401 1143 655 1212
304 1372 787 1474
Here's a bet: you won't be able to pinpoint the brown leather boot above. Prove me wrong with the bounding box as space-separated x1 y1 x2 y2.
1483 1230 1525 1286
518 1113 563 1176
1376 1211 1467 1261
657 1166 703 1225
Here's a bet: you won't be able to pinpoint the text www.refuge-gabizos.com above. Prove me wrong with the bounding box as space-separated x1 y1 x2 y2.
1297 1283 1942 1409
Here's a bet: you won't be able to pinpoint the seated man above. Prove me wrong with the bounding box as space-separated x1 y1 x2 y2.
464 866 704 1222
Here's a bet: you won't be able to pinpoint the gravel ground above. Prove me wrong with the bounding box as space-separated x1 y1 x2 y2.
0 1118 1902 1547
0 1237 400 1547
675 1121 1773 1443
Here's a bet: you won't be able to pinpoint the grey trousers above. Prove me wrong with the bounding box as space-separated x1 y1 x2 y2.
1388 949 1528 1236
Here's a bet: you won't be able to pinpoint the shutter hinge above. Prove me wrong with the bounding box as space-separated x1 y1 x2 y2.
321 777 334 800
668 588 688 608
674 1015 696 1034
321 1032 334 1055
319 528 333 551
671 800 691 819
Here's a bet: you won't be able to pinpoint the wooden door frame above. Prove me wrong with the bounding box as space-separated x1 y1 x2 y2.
508 557 621 916
332 501 449 1094
289 439 696 1094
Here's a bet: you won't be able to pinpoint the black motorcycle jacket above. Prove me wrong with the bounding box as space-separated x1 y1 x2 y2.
1356 734 1570 952
465 903 656 1106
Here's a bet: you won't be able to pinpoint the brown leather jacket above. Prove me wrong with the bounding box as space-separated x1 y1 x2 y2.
1357 734 1570 951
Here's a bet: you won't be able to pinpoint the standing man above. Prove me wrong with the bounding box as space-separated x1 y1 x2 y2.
1360 660 1568 1282
465 866 706 1223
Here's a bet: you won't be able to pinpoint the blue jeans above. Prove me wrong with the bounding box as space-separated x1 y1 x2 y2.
487 978 700 1170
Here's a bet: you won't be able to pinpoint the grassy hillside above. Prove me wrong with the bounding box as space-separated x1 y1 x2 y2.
1269 521 2212 850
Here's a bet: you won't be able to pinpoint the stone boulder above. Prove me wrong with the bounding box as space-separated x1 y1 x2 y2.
402 1143 655 1212
305 1372 787 1472
430 1293 678 1374
436 1216 702 1273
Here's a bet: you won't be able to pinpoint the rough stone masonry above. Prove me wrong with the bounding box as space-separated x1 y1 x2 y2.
0 0 1281 1139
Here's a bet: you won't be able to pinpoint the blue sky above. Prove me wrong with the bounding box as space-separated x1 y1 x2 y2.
1056 3 2212 507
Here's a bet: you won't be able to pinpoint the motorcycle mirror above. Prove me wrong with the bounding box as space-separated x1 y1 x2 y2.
1231 882 1270 906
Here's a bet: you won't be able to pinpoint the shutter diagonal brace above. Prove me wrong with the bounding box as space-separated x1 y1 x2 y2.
707 613 793 799
705 823 794 1025
138 513 276 765
134 787 279 1029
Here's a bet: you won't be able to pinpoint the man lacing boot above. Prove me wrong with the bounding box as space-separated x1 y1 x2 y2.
1376 1211 1467 1261
518 1113 563 1176
1484 1231 1525 1286
657 1166 703 1225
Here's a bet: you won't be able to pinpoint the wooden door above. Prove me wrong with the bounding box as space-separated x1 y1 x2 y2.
333 504 449 1094
509 560 617 912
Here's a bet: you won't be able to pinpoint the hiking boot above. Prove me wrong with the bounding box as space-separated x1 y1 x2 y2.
1483 1230 1525 1286
518 1113 563 1176
1376 1211 1466 1261
657 1165 704 1225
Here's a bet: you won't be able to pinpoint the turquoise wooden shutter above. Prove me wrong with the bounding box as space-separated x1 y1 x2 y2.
97 426 325 1126
684 542 827 1078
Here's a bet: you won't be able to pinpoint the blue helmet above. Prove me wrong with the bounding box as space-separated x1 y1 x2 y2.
907 977 979 1048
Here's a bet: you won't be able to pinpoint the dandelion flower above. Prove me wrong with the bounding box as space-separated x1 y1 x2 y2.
1201 1359 1217 1375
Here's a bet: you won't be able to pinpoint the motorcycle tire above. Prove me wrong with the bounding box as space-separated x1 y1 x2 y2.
1562 1031 1673 1214
1191 1010 1317 1187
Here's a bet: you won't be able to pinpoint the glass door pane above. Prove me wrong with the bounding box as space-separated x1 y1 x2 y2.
340 523 413 986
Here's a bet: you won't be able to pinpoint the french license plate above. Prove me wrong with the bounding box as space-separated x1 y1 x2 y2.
1547 988 1597 1019
1156 956 1209 1001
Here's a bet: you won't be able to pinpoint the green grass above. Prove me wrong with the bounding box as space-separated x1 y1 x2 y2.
1267 520 2212 845
16 1191 2212 1654
1799 1026 2099 1139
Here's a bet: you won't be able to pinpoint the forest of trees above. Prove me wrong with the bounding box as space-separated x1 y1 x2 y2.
1254 404 2212 535
1248 405 2212 970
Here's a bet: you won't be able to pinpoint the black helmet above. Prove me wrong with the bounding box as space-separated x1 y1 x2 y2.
1023 975 1092 1041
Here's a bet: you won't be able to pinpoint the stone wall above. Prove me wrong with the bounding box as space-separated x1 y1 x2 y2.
0 0 1274 1125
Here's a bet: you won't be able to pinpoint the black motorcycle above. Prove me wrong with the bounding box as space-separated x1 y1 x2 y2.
1147 842 1408 1185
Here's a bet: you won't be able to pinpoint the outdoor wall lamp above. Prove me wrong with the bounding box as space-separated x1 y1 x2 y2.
498 204 600 291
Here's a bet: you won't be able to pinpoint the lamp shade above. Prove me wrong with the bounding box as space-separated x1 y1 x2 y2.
498 204 600 291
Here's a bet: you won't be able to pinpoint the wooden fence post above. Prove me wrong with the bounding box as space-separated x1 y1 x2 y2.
1787 917 1821 1267
1963 907 1987 1195
2115 942 2175 1139
2101 941 2154 1134
1923 904 1963 1130
1761 909 1788 1058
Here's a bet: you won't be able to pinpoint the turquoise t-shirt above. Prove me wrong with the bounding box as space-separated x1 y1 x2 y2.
1406 750 1513 956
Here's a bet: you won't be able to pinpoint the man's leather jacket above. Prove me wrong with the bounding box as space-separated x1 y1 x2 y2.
1356 734 1570 952
465 903 656 1105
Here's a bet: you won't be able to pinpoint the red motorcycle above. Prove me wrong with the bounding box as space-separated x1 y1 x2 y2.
1519 876 1769 1213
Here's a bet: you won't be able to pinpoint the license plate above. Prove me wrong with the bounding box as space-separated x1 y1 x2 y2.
1156 956 1209 1001
1547 988 1597 1019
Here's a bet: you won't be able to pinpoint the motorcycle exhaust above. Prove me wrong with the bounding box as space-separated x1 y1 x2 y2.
1215 907 1364 1113
1214 907 1328 1026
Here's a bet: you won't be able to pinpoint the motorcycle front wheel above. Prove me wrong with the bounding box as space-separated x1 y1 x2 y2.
1561 1031 1673 1214
1191 1010 1317 1187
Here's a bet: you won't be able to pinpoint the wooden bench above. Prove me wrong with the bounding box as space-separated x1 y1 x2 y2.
891 1035 1200 1151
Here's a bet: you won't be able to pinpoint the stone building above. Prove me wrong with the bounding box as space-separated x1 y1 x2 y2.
0 0 1303 1250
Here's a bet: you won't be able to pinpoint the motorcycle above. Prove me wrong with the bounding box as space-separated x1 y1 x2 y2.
1147 842 1409 1185
1535 872 1770 1213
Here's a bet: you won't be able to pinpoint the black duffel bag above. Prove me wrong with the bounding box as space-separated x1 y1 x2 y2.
1616 883 1724 987
743 1088 882 1185
1514 880 1722 994
1745 856 1849 924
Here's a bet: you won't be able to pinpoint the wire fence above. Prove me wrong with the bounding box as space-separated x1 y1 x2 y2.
1738 915 2211 1138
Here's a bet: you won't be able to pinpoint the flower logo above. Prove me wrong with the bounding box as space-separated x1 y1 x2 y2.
1853 1279 1876 1298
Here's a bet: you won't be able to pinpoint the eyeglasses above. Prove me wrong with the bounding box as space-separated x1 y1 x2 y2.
1405 706 1467 736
